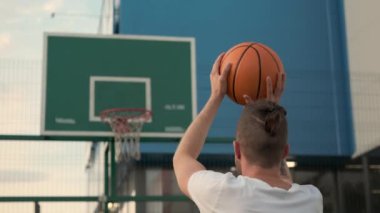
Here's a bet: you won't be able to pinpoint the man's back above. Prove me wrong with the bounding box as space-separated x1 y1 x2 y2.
188 171 323 213
172 56 320 212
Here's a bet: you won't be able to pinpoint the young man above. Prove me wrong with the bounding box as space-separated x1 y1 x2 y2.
173 53 323 212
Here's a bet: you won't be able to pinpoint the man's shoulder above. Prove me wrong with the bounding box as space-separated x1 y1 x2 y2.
296 184 323 199
297 184 321 192
191 170 234 178
189 170 236 185
187 170 237 210
188 171 242 197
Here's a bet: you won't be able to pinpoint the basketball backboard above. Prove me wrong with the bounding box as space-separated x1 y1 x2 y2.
41 33 196 138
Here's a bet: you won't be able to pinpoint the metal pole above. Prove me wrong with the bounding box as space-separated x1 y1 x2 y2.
336 170 345 213
110 140 117 196
113 0 120 34
362 156 372 213
104 143 110 213
110 0 118 201
34 201 40 213
104 144 109 196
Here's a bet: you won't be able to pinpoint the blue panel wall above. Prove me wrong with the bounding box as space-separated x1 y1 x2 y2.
119 0 354 156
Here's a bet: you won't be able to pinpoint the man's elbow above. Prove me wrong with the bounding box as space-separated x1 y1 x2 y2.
172 151 185 173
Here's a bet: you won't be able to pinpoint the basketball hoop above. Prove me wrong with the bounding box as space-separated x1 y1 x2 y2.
101 108 151 161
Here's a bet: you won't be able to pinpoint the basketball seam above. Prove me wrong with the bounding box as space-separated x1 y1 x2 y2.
249 46 262 99
220 45 251 77
224 44 251 59
221 44 252 68
233 43 256 103
255 43 281 73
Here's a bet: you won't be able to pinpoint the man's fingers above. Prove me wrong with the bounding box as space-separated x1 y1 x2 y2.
220 63 231 80
243 94 253 104
212 52 225 75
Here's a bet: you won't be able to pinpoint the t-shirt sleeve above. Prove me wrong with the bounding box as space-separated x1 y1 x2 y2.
305 185 324 213
312 186 323 213
188 170 227 212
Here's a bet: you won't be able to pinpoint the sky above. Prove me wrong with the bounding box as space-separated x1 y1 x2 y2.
0 0 103 59
0 0 106 212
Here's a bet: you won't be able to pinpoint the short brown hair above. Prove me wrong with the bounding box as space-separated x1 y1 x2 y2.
237 100 288 168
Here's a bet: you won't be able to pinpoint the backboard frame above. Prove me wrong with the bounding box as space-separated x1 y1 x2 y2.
41 32 197 138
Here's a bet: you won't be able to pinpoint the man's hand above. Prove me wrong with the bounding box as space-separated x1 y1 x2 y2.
266 71 286 103
243 71 286 105
210 53 231 101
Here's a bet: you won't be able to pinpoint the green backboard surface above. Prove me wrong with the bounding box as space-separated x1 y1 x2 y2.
42 33 196 138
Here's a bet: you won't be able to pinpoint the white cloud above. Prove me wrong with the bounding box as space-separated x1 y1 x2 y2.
0 33 14 57
17 6 41 15
0 33 11 49
13 0 64 16
42 0 64 13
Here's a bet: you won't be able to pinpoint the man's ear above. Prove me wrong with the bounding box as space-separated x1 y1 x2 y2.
234 141 241 160
283 143 289 159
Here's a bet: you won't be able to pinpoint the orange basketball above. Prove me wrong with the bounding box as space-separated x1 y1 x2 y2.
220 42 284 105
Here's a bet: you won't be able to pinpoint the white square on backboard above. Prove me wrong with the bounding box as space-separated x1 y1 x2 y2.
89 76 152 122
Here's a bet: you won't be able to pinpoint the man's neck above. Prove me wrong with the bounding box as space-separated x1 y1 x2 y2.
241 161 292 189
242 164 281 179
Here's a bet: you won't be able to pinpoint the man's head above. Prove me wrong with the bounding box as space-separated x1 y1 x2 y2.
234 100 288 171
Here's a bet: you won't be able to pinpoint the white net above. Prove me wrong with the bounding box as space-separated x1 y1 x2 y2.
101 109 151 161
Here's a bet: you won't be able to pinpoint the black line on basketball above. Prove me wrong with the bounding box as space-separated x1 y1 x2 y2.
249 46 262 99
255 43 280 73
221 45 250 73
224 44 251 59
233 43 256 103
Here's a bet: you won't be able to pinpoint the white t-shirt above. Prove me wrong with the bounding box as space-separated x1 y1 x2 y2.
188 170 323 213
